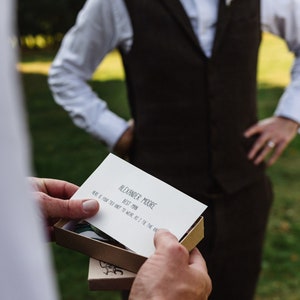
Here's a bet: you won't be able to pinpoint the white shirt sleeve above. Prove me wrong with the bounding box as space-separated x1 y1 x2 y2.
261 0 300 124
0 1 58 299
48 0 133 149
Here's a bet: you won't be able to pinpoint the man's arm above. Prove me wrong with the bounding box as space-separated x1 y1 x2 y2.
48 0 133 150
245 0 300 166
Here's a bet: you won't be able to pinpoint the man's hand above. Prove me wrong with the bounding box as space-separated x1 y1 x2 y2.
29 177 99 240
244 116 299 166
129 230 212 300
113 119 134 159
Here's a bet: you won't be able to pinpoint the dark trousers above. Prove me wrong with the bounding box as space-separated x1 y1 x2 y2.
198 175 273 300
122 175 273 300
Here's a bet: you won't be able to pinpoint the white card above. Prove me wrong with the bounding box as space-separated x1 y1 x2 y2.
71 154 207 257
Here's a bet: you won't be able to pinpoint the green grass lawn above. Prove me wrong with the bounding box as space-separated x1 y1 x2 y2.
20 33 300 299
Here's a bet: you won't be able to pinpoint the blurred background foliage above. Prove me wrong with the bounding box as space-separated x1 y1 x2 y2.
17 0 85 49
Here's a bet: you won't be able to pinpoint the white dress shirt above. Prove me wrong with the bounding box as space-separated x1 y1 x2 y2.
49 0 300 150
1 1 58 299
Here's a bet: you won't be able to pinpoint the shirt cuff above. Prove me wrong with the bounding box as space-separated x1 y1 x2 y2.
92 110 129 151
274 85 300 124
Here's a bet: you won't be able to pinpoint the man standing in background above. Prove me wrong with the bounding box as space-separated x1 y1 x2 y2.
49 1 300 299
1 1 211 299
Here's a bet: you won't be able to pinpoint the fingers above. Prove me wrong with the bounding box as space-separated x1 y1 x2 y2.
244 122 273 163
42 178 79 199
189 247 208 271
154 230 212 299
37 193 99 220
246 135 287 166
153 229 181 251
247 136 285 166
250 142 273 165
244 117 298 166
153 229 190 265
31 178 79 199
144 230 212 299
243 123 259 139
154 230 205 263
267 141 286 166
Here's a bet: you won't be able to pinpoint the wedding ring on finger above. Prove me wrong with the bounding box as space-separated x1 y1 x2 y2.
267 140 276 149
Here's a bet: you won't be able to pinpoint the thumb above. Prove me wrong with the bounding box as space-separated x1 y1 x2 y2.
153 229 179 249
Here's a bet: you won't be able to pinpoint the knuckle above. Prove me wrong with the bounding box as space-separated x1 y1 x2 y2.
64 200 74 217
167 242 188 258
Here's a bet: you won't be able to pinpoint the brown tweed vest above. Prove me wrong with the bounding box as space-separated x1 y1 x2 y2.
121 0 264 196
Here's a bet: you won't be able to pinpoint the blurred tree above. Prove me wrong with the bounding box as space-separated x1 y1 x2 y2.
17 0 85 36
